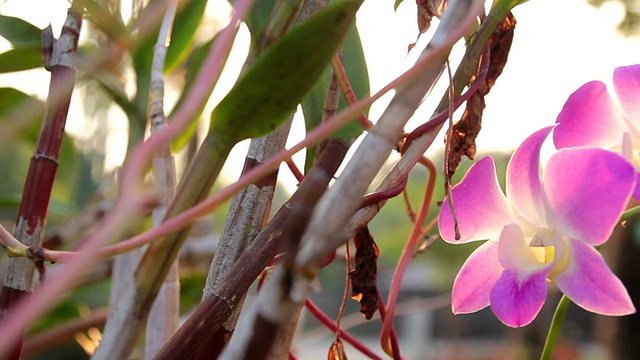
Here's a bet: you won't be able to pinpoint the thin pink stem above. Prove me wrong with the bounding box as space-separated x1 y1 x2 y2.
285 158 305 183
376 289 402 360
380 159 436 358
305 299 382 360
119 0 255 197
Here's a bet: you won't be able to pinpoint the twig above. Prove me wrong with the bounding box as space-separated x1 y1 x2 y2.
200 1 305 350
330 54 373 129
304 299 382 360
380 158 437 356
91 3 255 359
0 225 29 257
443 60 461 240
376 289 401 360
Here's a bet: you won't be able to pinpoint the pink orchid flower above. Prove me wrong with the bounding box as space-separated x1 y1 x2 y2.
438 126 635 327
554 64 640 199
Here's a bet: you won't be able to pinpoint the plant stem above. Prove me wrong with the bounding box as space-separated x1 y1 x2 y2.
144 1 179 357
621 205 640 223
380 157 436 357
0 7 82 360
305 299 382 360
154 138 350 360
540 294 571 360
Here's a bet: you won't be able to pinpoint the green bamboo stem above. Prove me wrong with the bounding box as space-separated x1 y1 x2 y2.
540 295 571 360
144 1 179 357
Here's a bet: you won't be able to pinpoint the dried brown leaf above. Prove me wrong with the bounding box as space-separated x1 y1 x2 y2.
348 226 379 320
408 0 448 52
445 12 516 181
328 338 348 360
417 0 447 33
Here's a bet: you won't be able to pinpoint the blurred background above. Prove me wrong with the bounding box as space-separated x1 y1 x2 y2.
1 0 639 359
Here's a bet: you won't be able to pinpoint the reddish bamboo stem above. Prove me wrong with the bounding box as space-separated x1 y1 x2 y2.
0 8 82 360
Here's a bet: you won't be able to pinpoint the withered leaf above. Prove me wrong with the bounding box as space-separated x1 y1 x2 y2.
445 12 516 181
409 0 448 52
417 0 447 33
328 338 348 360
349 226 379 320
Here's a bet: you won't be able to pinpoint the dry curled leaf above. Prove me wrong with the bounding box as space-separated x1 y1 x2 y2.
417 0 447 33
349 226 379 320
328 338 348 360
408 0 448 52
446 12 516 181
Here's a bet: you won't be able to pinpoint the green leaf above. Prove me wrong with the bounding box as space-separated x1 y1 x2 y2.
0 88 45 142
209 0 364 145
165 0 207 72
301 25 369 141
301 24 369 169
0 15 41 48
394 0 404 10
169 36 214 150
0 47 42 73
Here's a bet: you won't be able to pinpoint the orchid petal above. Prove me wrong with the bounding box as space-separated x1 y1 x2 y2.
553 238 635 315
451 240 502 314
438 156 516 244
613 64 640 125
506 127 552 225
544 148 635 245
490 268 550 328
554 81 626 149
489 224 552 327
497 223 543 270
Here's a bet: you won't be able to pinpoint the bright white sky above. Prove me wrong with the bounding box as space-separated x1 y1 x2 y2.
1 0 639 180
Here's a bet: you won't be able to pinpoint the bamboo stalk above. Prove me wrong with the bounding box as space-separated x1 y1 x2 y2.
154 138 350 359
0 7 83 360
199 0 306 337
219 1 483 358
202 121 292 326
144 1 179 358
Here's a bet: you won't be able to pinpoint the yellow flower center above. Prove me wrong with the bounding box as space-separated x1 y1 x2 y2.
527 228 570 280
